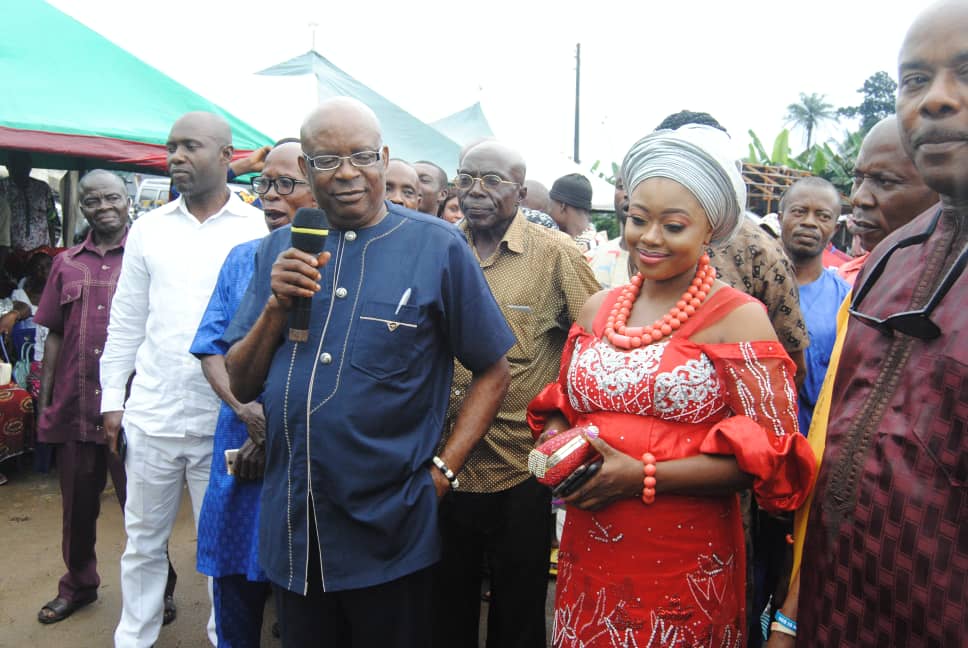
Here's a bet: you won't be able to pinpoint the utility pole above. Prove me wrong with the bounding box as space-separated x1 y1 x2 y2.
574 43 581 164
309 22 318 52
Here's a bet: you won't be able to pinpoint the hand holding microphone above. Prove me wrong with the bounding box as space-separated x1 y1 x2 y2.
268 207 329 342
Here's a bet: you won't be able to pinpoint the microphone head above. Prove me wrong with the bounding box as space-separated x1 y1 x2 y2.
290 207 329 254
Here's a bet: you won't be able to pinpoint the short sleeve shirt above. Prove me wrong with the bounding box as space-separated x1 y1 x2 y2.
34 232 127 444
444 213 599 492
797 269 850 433
224 203 515 593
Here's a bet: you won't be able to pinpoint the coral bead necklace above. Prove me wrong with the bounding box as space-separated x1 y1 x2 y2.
604 254 716 350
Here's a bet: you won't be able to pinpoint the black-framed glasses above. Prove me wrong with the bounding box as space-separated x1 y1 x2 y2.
849 208 967 340
453 173 520 191
251 175 307 196
303 150 381 172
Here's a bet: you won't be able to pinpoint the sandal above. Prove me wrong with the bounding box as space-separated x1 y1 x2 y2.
163 594 177 625
38 593 97 624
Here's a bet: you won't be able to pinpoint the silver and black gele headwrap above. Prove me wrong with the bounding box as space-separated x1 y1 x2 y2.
621 124 746 245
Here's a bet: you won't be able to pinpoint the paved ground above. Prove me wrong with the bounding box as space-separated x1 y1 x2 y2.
0 462 555 647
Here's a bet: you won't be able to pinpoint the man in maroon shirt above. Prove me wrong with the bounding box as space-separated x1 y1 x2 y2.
34 171 175 625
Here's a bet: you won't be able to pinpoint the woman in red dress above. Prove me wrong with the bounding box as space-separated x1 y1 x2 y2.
528 125 816 647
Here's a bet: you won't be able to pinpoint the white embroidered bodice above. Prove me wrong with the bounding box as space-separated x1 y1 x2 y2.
566 337 729 424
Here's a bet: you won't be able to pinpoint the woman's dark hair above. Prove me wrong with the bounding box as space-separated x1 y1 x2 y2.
436 186 459 219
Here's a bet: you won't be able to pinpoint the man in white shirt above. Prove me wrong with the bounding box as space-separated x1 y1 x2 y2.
100 112 267 648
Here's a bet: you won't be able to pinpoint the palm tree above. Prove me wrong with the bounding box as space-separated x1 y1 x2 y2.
785 92 838 150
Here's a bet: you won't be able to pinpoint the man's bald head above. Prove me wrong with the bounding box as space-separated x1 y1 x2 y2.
79 169 126 194
522 180 551 214
461 141 527 184
166 111 234 199
850 116 938 251
78 170 129 240
171 111 232 147
298 97 390 229
458 137 497 165
300 98 383 151
457 140 528 231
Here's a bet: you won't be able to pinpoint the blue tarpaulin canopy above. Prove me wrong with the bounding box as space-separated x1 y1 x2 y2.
430 102 495 147
257 51 461 171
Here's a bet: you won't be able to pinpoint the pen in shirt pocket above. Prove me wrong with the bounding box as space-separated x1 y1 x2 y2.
395 288 412 315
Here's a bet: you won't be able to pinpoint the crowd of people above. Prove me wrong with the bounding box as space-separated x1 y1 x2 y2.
2 1 966 646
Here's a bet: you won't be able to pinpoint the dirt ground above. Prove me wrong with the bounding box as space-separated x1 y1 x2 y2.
0 462 555 648
0 464 275 648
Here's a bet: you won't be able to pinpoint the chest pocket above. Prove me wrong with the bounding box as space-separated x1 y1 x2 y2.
60 283 83 306
351 301 422 380
503 305 536 363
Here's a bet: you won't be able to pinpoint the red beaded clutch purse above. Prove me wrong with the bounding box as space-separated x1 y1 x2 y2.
527 425 599 488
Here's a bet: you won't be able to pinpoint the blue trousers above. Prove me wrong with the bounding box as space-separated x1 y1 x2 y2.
213 574 271 648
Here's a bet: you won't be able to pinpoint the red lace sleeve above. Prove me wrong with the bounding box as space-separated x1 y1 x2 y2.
701 340 816 513
526 322 585 439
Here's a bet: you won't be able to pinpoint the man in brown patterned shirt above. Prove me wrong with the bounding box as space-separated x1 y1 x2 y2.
433 141 599 648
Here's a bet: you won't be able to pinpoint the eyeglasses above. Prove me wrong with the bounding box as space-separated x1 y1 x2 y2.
303 151 381 172
251 175 307 196
849 208 967 340
453 173 520 191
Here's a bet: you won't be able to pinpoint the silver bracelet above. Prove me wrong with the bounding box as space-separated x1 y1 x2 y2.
432 455 460 490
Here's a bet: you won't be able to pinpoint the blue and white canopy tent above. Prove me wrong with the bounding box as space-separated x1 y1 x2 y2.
256 51 461 173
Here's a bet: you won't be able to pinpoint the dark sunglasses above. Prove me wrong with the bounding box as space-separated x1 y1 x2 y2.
849 209 967 340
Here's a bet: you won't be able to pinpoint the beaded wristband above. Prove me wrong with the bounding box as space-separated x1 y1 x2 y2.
641 453 656 504
432 455 460 490
774 611 797 633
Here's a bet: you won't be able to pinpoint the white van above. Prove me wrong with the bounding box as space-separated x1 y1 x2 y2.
134 178 171 216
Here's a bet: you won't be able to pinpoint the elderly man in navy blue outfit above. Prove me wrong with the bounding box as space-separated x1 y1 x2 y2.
223 97 513 648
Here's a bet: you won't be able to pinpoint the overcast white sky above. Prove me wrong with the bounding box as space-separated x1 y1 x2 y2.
50 0 933 181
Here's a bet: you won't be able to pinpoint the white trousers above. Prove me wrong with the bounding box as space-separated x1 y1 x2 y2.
114 426 217 647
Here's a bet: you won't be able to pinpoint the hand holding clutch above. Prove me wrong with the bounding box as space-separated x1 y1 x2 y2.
528 424 600 489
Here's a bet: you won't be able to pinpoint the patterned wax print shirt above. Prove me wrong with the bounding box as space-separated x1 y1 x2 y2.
0 177 59 249
708 217 809 355
519 206 559 230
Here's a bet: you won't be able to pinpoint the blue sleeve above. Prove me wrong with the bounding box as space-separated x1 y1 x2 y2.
223 229 285 347
190 255 237 358
440 233 515 373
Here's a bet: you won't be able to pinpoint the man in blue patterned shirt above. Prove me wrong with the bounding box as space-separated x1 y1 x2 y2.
190 139 314 648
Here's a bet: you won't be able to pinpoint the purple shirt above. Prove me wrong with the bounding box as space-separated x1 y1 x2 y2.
34 231 127 444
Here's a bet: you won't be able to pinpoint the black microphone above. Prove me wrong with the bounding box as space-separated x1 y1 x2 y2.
289 207 329 342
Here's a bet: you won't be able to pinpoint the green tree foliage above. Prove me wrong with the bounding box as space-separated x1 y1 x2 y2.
589 160 619 185
785 92 838 149
744 128 861 196
589 160 621 239
837 71 898 134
